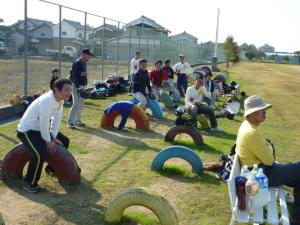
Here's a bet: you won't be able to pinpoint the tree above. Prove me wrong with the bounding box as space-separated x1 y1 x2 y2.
245 51 256 60
240 43 249 51
294 51 300 55
223 36 240 68
256 50 266 59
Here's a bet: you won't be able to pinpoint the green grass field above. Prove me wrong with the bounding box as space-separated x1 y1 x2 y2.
0 61 300 224
0 58 130 105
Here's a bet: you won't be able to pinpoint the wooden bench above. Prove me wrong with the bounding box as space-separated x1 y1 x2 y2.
227 155 290 225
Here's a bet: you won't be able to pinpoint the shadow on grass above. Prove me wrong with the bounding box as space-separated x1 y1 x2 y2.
0 132 19 145
3 177 105 225
76 125 163 150
172 140 223 155
154 165 220 185
200 128 237 141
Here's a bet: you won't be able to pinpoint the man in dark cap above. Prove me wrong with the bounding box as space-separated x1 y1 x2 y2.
67 48 94 129
132 59 153 109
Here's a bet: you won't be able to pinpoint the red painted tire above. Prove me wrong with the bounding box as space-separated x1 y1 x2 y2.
164 125 203 145
1 143 81 186
101 105 150 131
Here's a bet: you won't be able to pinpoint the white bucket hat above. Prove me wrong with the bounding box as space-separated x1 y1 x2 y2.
244 95 272 117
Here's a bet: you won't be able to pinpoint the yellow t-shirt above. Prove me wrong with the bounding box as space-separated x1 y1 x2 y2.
236 120 274 167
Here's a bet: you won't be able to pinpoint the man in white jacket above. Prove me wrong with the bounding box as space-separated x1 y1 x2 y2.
17 78 72 193
185 74 223 132
173 54 193 97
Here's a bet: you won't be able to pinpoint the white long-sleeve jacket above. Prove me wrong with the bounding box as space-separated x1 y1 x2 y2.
185 85 211 108
18 91 63 142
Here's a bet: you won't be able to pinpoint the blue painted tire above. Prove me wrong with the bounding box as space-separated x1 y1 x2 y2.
147 98 163 119
160 92 173 110
131 97 163 119
151 145 203 175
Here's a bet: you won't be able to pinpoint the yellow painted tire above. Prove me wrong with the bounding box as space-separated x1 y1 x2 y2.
105 187 178 225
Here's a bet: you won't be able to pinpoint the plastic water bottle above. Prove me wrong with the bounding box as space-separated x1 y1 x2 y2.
250 164 259 176
245 173 259 196
254 168 270 207
240 165 250 179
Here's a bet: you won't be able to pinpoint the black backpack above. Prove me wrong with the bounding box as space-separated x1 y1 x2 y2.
216 143 236 182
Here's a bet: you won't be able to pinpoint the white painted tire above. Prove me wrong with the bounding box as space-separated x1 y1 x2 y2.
105 187 178 225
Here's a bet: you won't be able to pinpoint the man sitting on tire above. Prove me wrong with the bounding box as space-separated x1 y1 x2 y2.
149 59 168 99
132 59 154 109
185 73 223 132
17 78 72 193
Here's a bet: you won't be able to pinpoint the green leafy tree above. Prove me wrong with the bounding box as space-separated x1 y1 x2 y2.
245 51 256 60
224 35 240 68
256 50 266 59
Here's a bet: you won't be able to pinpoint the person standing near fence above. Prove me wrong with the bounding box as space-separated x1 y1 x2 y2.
173 54 193 97
17 78 72 193
162 59 181 103
128 51 140 95
67 48 94 129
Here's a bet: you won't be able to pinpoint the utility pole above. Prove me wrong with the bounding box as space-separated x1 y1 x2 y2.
212 8 220 72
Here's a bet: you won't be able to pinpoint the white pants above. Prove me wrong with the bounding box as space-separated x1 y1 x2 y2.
133 92 147 107
68 83 85 124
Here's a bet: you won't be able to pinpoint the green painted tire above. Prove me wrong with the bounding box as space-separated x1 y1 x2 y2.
105 187 178 225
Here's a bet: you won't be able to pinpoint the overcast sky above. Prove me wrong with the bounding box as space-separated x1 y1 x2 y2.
1 0 299 52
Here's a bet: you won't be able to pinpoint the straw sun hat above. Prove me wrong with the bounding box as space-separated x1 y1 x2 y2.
244 95 272 117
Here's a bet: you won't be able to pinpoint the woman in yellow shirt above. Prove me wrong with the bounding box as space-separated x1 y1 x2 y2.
236 95 300 225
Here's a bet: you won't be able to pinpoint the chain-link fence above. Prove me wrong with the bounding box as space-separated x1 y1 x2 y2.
0 0 225 106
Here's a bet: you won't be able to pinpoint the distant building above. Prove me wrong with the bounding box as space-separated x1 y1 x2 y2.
170 31 198 45
123 15 170 37
52 19 93 41
10 18 54 55
259 44 275 53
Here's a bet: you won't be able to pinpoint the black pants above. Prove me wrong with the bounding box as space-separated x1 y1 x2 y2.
17 130 69 186
262 162 300 221
187 104 218 128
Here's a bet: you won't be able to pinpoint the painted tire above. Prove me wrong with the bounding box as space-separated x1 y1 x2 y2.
101 104 150 130
131 97 163 119
2 143 81 186
147 98 163 119
196 115 210 129
151 145 204 175
164 125 203 145
160 92 173 110
105 187 178 225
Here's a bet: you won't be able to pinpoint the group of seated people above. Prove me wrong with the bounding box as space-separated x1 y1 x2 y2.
12 50 300 225
131 54 223 132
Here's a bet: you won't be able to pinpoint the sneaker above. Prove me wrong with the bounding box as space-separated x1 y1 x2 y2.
75 121 85 127
23 182 44 193
211 127 224 132
67 123 76 129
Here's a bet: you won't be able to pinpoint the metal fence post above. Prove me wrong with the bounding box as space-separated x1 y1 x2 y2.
127 25 132 75
84 12 87 49
58 5 62 75
24 0 28 95
116 21 120 75
138 27 141 52
101 18 105 80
